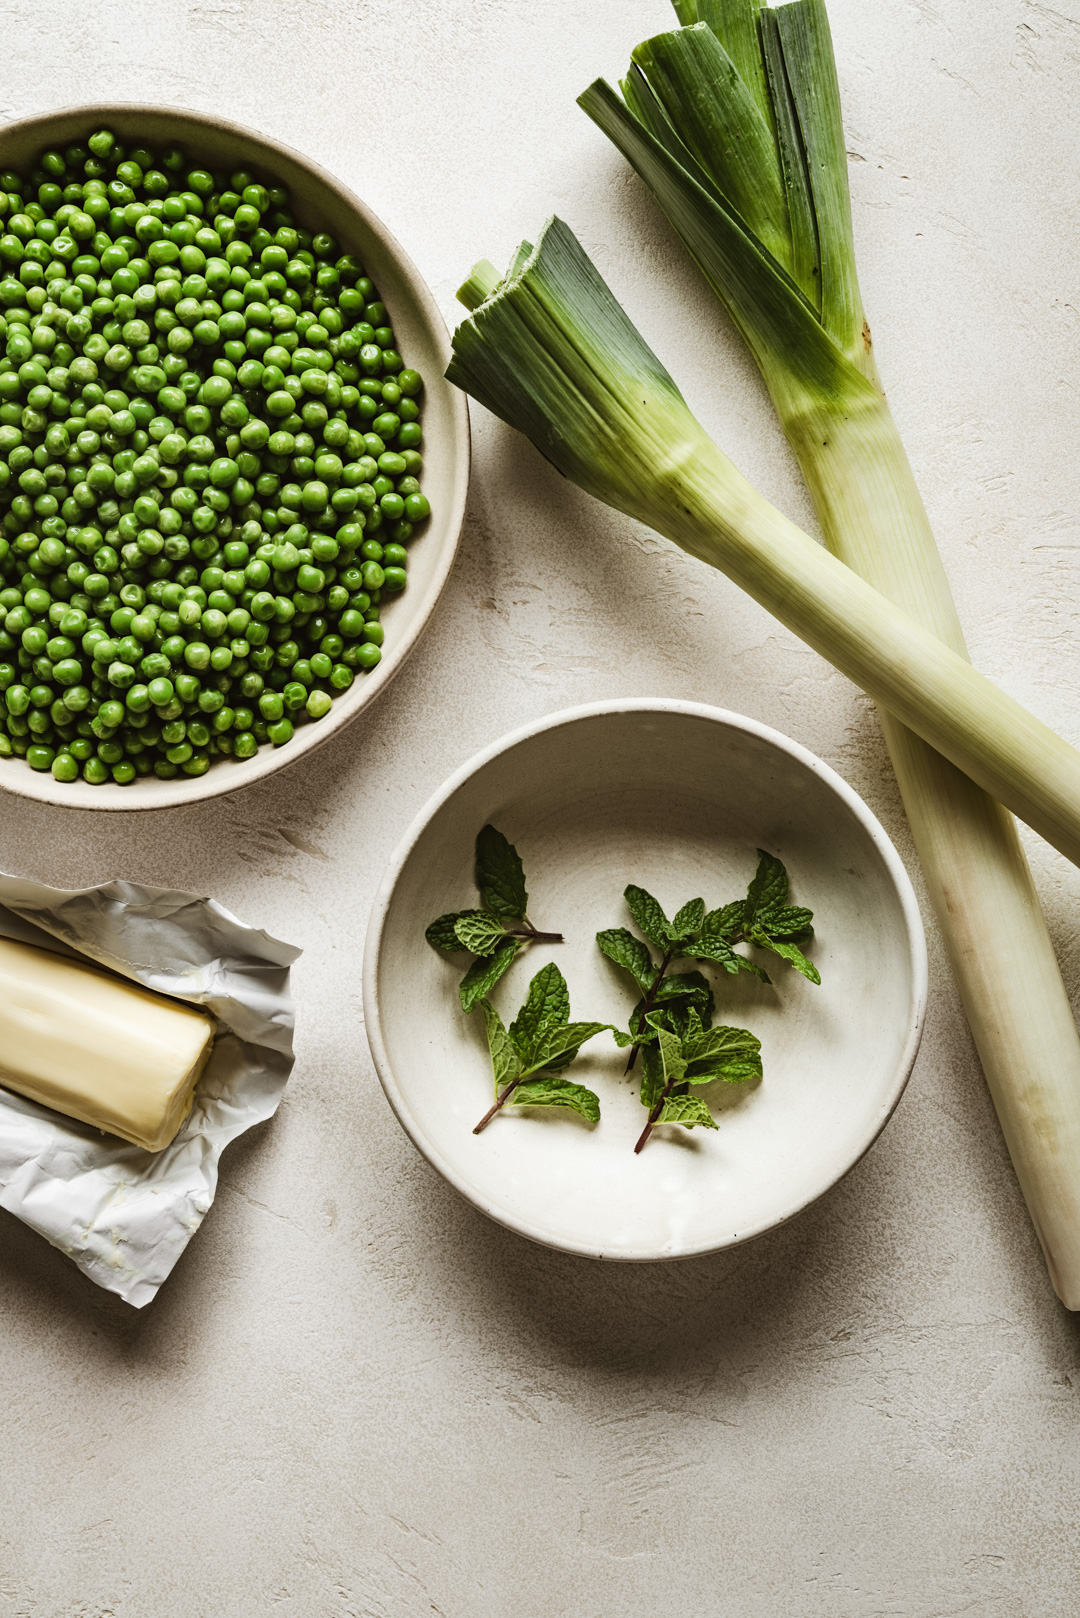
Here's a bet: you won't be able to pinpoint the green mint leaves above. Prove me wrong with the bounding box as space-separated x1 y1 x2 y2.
474 963 610 1131
595 927 655 991
632 1007 762 1148
740 850 820 985
598 851 817 1149
476 824 529 919
425 831 819 1151
453 910 511 956
425 825 563 1010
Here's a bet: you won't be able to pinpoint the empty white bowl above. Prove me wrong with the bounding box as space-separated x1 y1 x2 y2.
363 700 927 1260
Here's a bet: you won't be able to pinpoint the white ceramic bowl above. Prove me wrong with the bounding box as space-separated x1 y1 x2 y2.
0 106 469 809
364 700 927 1260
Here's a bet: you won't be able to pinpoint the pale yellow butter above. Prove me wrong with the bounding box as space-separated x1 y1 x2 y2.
0 938 215 1152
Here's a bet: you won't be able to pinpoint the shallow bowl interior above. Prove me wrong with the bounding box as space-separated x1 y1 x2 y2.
0 105 468 809
365 701 927 1261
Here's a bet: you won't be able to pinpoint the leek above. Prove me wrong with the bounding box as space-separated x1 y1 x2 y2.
577 0 1080 1307
448 216 1080 1305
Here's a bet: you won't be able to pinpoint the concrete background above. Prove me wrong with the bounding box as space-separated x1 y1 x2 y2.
2 1 1080 1613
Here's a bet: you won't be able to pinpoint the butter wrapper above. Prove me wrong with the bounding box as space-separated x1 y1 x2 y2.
0 874 299 1307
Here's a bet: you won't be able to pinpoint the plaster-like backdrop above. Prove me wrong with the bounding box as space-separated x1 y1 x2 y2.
2 2 1080 1615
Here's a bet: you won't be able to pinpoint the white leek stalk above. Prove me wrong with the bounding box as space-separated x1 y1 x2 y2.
572 0 1080 1305
450 215 1080 1304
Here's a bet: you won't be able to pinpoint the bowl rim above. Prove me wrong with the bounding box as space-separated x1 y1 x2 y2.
0 102 470 810
362 697 929 1261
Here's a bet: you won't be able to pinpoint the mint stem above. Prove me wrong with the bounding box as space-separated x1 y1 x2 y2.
634 1076 678 1154
624 948 675 1074
473 1074 528 1134
509 924 563 943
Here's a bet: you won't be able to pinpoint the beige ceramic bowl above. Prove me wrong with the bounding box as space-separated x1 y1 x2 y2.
0 106 469 809
364 700 928 1261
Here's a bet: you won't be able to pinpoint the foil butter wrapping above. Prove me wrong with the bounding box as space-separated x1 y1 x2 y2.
0 874 299 1307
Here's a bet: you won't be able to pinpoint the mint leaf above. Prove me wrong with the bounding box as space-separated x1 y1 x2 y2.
701 900 745 940
684 1022 762 1066
459 939 523 1012
481 999 523 1095
624 884 671 950
509 961 570 1064
669 897 705 942
743 850 789 929
654 1023 688 1089
686 1058 762 1085
639 1041 665 1109
596 926 656 990
683 1022 763 1084
476 824 528 921
653 970 714 1017
768 905 814 939
510 1076 600 1122
426 911 472 953
528 1020 612 1073
681 1005 705 1043
657 1093 718 1130
749 934 821 985
453 909 509 957
692 933 770 980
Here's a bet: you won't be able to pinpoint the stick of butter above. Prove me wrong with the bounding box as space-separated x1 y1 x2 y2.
0 937 215 1152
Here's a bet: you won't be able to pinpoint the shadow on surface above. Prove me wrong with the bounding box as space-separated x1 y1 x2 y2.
389 1130 885 1388
0 1114 276 1360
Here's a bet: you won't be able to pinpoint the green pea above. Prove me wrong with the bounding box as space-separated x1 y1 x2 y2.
98 699 125 727
296 563 324 593
50 750 79 781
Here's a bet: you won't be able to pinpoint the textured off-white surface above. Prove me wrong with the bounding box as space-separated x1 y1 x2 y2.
3 1 1080 1615
368 702 926 1259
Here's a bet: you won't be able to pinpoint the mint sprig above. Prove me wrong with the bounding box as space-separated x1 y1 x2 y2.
472 962 612 1133
425 825 563 1010
598 851 818 1150
633 1011 762 1153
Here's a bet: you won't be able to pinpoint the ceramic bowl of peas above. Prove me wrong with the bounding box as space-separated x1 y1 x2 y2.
0 106 469 807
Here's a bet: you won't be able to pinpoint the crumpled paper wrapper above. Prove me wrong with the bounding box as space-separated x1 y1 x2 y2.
0 874 299 1307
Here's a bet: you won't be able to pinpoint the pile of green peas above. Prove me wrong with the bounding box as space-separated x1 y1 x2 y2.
0 128 431 785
